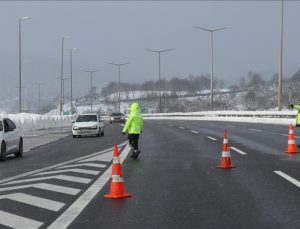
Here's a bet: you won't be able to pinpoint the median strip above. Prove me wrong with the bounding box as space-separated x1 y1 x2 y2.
274 171 300 188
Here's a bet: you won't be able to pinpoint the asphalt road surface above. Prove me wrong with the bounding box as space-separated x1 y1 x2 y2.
0 120 299 229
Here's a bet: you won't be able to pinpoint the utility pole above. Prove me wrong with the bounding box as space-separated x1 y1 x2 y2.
60 36 71 115
193 26 228 111
19 16 31 113
82 70 99 112
108 63 129 112
145 49 172 113
33 83 45 114
278 0 284 111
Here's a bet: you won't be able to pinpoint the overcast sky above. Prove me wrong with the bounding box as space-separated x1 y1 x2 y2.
1 0 300 101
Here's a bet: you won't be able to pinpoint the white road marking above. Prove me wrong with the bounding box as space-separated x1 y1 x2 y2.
4 175 91 185
249 128 263 132
33 168 100 176
0 143 126 185
191 130 199 134
59 163 106 169
168 124 173 127
207 136 217 141
80 151 112 163
0 210 43 229
281 134 300 139
210 123 217 126
230 147 247 155
274 171 300 188
47 144 131 229
0 193 65 211
227 125 236 128
0 183 80 195
178 127 185 129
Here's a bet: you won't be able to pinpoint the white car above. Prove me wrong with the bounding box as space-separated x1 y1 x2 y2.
72 113 104 138
0 117 23 160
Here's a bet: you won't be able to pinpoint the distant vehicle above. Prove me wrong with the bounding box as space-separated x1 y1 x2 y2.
0 118 23 160
109 112 126 124
72 113 104 138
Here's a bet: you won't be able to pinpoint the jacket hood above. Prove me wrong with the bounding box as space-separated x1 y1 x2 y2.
130 103 140 112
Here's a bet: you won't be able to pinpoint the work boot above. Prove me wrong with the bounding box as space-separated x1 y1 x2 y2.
133 150 140 159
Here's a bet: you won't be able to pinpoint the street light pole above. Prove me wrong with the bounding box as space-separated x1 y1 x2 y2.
193 26 227 111
60 36 71 115
278 0 284 111
19 16 31 113
108 63 129 112
82 70 98 112
33 83 45 114
70 48 77 114
145 49 172 113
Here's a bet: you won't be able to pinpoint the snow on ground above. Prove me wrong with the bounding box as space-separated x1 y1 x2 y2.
143 110 298 126
0 112 73 131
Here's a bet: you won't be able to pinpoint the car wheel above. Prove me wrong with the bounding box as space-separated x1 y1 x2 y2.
101 131 104 137
0 142 6 161
15 138 23 157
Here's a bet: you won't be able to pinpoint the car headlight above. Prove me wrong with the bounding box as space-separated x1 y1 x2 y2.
110 117 114 120
91 125 98 129
73 126 79 130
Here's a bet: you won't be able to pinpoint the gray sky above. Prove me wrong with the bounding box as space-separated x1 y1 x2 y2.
1 1 300 101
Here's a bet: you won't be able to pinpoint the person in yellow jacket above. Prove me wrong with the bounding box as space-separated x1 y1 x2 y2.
291 103 300 127
123 102 143 159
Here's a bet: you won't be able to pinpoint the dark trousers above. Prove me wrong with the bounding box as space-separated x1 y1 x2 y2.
128 134 139 152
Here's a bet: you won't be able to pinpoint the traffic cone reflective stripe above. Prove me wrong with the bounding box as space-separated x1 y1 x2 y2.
285 124 299 154
217 130 235 169
104 145 132 199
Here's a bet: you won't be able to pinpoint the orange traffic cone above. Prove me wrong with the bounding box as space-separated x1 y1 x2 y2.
285 124 299 154
104 145 132 199
217 130 235 169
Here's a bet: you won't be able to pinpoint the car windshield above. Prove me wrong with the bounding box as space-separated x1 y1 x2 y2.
76 115 98 122
111 113 123 116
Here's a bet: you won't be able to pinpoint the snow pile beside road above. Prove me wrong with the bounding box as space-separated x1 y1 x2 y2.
0 112 73 131
143 110 298 125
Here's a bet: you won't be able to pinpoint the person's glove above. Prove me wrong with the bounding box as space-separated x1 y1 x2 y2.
291 104 294 108
122 132 125 135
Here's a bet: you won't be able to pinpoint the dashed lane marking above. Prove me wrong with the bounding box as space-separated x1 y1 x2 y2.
230 147 247 155
3 175 91 186
0 210 43 229
33 168 100 176
0 183 80 195
249 128 263 132
191 130 199 134
207 136 217 141
47 144 132 229
0 193 65 211
178 127 185 129
227 125 236 128
281 134 300 139
168 124 174 127
274 171 300 188
59 163 107 169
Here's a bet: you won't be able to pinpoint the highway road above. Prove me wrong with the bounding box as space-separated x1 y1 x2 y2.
0 120 299 229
